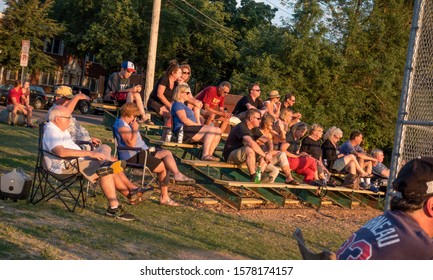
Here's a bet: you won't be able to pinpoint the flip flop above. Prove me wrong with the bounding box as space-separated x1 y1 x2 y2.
201 155 220 162
160 198 179 207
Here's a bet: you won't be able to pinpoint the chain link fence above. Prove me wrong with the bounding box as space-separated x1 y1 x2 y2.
386 0 433 209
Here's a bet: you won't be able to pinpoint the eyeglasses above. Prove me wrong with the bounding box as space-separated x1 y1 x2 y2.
252 117 261 121
334 135 342 139
252 89 261 92
223 91 229 94
290 99 296 102
59 116 72 120
182 71 190 75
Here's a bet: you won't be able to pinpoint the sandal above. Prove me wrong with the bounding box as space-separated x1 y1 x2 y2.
201 155 220 162
285 179 300 186
175 175 196 185
160 198 179 207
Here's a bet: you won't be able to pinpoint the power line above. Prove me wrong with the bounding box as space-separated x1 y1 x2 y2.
178 0 232 32
167 0 235 42
260 0 292 16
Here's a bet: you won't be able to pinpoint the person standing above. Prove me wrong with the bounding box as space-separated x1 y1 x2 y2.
337 157 433 260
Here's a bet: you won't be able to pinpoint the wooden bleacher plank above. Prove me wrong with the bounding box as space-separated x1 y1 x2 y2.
181 159 246 168
214 178 384 196
147 138 201 149
91 102 118 111
139 124 169 130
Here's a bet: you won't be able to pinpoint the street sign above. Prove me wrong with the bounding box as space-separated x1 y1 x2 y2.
21 40 30 54
20 52 28 67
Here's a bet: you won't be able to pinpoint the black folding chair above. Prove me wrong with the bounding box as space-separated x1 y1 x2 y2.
113 136 157 188
29 122 92 212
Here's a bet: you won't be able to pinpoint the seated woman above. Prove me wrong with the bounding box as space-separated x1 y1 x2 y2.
299 123 333 184
257 114 299 185
113 102 196 206
274 121 318 184
321 126 369 187
171 83 222 161
263 90 281 119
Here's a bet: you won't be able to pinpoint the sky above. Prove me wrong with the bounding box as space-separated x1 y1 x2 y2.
0 0 5 13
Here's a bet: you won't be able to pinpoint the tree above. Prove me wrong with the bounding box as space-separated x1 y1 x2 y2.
0 0 64 73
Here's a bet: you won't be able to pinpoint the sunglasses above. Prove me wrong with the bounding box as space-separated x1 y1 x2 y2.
182 71 190 75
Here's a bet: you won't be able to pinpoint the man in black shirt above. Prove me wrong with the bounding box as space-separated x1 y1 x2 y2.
232 83 267 121
223 109 273 182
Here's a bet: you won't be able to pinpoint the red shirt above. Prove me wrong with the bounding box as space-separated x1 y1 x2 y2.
195 86 225 109
7 87 23 105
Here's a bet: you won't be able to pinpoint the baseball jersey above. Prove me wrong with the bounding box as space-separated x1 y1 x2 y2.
336 210 433 260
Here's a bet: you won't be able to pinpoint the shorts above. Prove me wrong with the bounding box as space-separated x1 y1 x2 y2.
332 157 347 172
182 125 202 143
126 149 161 172
226 146 248 164
148 99 164 115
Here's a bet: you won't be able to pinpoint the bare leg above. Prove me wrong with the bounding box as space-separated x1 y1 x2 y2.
99 175 120 208
127 92 148 120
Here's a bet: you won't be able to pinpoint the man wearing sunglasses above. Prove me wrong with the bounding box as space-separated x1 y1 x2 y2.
195 81 232 132
232 83 267 121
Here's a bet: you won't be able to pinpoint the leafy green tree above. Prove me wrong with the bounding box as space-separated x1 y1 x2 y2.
0 0 64 73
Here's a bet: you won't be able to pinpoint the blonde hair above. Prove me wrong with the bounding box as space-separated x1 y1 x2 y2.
309 123 323 135
324 126 343 141
173 83 191 102
120 102 141 117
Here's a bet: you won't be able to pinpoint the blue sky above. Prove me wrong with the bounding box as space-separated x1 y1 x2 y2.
0 0 5 12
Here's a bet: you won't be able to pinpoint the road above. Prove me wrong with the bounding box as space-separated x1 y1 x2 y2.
0 105 104 126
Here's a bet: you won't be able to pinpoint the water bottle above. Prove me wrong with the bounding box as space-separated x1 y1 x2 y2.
177 126 184 144
322 172 328 186
254 166 262 184
166 129 172 142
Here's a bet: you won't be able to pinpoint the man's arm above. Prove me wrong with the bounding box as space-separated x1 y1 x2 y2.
51 145 107 160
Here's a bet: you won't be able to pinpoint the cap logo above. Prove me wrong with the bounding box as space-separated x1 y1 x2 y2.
426 181 433 194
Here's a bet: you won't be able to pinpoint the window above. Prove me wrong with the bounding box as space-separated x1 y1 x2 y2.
44 38 64 56
39 71 60 86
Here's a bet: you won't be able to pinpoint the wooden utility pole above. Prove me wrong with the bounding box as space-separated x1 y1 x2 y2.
143 0 162 108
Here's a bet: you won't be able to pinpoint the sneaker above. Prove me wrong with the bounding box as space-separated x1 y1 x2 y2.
105 205 136 221
359 182 368 190
261 174 274 183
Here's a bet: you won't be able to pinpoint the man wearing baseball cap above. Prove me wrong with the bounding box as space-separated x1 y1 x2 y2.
336 157 433 260
104 61 150 123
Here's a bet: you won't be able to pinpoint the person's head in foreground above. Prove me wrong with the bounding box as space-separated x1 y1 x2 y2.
336 157 433 260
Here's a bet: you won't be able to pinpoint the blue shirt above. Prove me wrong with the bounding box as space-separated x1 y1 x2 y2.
113 118 148 160
171 101 197 133
340 140 364 155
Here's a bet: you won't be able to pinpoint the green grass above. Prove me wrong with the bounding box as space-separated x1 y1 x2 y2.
0 122 372 260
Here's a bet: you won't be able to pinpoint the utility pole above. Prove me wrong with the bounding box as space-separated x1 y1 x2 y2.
143 0 162 108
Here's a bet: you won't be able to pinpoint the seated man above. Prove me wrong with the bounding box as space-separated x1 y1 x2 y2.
195 81 232 133
339 130 378 188
223 108 277 183
104 61 150 123
113 102 196 207
51 86 151 205
231 83 267 121
281 93 302 127
43 105 136 221
7 81 35 127
370 148 390 191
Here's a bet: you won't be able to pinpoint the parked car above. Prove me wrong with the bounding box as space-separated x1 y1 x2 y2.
0 84 13 105
28 85 55 109
51 84 96 114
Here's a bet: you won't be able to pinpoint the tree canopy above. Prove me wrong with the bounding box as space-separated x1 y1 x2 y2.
0 0 413 151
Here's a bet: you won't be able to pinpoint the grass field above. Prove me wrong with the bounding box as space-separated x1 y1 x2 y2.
0 121 379 260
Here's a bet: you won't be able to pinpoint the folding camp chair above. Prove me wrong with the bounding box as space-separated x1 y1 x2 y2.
293 228 336 260
29 122 93 212
113 137 157 188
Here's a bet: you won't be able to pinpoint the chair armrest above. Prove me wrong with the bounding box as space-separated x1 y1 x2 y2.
75 140 95 151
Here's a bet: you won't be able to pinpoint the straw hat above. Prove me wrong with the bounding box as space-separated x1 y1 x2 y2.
268 90 280 99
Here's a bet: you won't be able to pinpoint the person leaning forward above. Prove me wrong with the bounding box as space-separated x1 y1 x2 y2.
336 157 433 260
